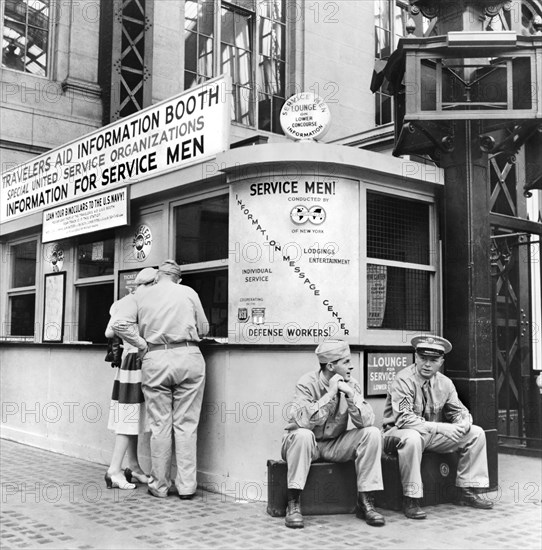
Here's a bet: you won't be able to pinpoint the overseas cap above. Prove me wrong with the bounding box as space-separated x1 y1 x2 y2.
411 335 452 357
158 259 182 278
315 340 350 363
134 267 157 286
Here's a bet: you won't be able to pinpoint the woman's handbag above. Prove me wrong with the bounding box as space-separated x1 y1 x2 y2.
105 336 123 367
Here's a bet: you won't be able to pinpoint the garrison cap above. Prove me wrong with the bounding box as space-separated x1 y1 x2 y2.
411 335 452 357
158 259 182 278
134 267 157 285
315 340 350 363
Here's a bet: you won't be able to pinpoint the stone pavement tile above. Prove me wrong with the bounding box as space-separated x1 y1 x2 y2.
1 439 541 550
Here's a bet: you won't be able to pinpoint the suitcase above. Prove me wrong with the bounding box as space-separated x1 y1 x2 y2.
374 451 461 511
266 460 358 517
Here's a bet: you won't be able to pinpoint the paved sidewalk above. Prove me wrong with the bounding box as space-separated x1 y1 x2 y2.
0 438 540 550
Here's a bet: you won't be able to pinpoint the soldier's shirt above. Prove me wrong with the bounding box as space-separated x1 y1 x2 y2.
284 369 376 440
382 364 472 435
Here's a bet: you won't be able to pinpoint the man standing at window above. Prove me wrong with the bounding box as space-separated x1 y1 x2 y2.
281 340 385 529
382 335 494 519
112 259 209 499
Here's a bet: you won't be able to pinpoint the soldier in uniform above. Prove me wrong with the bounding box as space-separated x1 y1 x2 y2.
112 259 208 500
382 335 494 519
282 340 385 529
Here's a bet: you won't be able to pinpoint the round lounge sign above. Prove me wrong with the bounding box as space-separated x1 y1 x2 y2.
280 93 330 141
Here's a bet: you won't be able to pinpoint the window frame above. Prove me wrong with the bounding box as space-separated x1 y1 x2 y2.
170 186 229 338
5 236 40 339
360 182 440 345
374 0 428 127
1 0 54 78
183 0 289 134
73 230 116 343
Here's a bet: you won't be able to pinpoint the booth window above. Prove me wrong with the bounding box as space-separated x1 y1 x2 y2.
1 0 51 76
174 194 228 337
76 231 115 343
184 0 286 133
7 240 37 336
366 192 433 331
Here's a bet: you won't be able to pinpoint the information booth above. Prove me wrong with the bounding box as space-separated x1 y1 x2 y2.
0 79 443 498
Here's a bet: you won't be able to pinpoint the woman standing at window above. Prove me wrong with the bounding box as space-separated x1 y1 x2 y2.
104 267 157 489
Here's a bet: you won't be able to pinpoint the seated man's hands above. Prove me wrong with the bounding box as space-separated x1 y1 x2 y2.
328 375 355 398
328 374 343 397
437 422 467 442
337 380 355 398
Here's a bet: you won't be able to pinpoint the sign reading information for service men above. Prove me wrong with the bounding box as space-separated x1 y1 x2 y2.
229 175 359 344
1 76 230 225
42 187 129 243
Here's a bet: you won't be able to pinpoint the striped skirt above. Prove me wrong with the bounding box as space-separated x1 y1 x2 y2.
107 352 147 435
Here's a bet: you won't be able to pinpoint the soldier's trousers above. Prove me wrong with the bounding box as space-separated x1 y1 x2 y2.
281 427 384 493
384 424 490 498
141 346 205 497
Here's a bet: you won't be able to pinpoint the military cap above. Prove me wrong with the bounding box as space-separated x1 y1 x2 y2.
134 267 157 285
158 259 182 277
315 340 350 363
411 335 452 357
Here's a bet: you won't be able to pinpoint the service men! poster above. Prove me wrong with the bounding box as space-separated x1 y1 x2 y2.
229 174 359 344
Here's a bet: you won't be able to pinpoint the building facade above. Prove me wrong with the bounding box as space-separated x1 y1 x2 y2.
1 0 541 496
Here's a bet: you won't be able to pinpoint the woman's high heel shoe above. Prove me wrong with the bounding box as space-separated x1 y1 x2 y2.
105 472 136 490
124 468 150 484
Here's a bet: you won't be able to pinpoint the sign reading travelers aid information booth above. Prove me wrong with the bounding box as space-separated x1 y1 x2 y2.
1 76 230 225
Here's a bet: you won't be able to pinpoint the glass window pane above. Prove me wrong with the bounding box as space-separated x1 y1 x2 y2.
185 31 198 72
513 57 532 110
236 85 253 124
237 49 252 86
78 283 113 343
272 94 284 134
375 27 390 59
9 294 35 336
235 12 252 51
199 0 215 36
12 241 37 287
367 265 430 330
2 0 49 75
4 0 26 24
185 0 198 31
367 193 430 264
258 91 271 130
2 20 26 71
28 0 50 29
230 0 255 11
259 17 272 56
375 92 392 126
257 0 271 19
77 233 115 278
185 70 198 89
175 195 229 264
198 36 214 77
221 7 235 45
182 270 228 337
273 22 284 60
258 3 285 27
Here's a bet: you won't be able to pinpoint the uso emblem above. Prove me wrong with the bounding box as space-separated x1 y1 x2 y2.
133 224 152 261
440 463 450 477
290 205 327 225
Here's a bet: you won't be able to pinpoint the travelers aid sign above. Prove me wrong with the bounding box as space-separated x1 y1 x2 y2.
0 76 230 225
